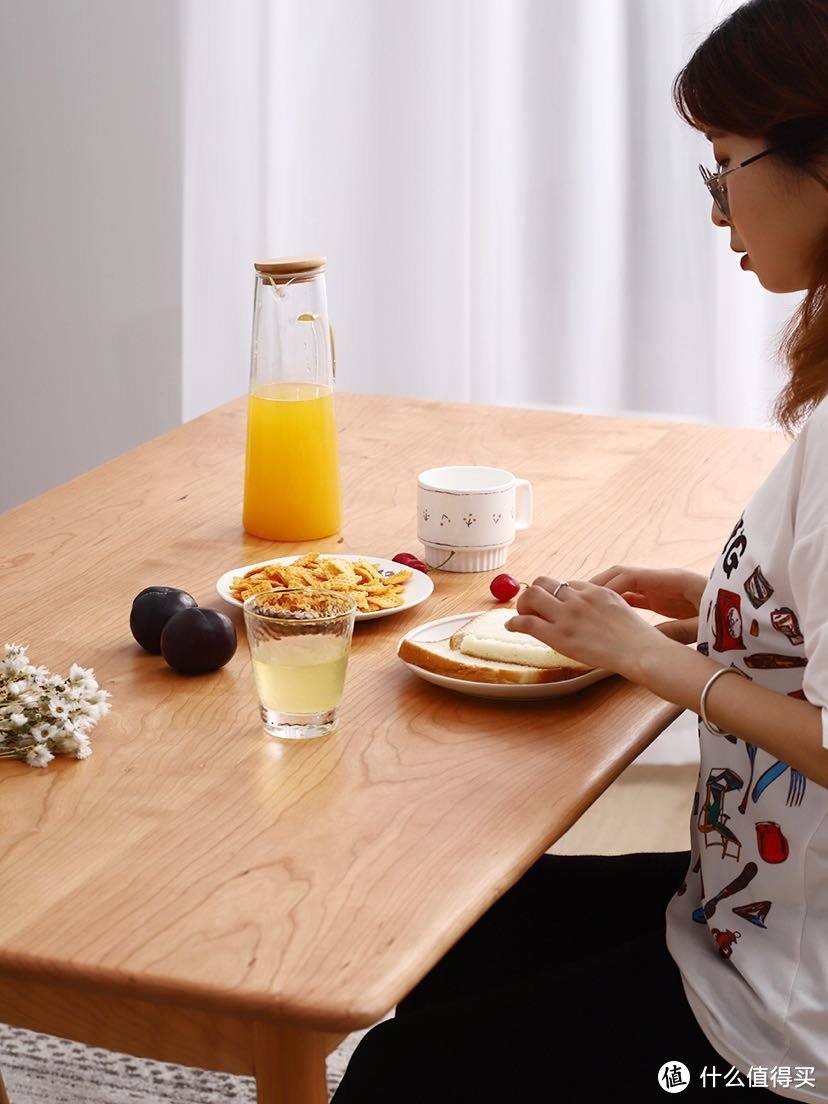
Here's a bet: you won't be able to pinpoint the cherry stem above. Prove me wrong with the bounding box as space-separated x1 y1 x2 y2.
429 550 456 571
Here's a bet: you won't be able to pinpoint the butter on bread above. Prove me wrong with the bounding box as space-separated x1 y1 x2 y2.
450 609 591 671
398 608 593 685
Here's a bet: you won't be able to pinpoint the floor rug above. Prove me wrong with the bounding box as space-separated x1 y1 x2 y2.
0 1021 375 1102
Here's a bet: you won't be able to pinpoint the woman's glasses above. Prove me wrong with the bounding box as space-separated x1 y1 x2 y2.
699 147 779 221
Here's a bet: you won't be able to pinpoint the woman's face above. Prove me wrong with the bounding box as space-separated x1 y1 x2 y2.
708 132 828 293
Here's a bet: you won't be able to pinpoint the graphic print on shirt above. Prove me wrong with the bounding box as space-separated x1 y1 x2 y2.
750 759 806 807
698 767 744 860
690 532 807 944
713 590 746 652
744 653 807 670
711 927 741 957
738 745 758 814
755 822 789 863
732 900 772 929
677 796 702 896
690 544 809 949
693 855 704 899
722 517 747 579
693 862 758 923
743 565 773 608
771 607 804 646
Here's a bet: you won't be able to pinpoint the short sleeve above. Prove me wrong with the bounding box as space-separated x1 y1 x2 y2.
790 525 828 749
789 400 828 749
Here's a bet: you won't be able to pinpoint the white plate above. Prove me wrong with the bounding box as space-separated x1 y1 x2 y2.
216 554 434 622
397 612 614 700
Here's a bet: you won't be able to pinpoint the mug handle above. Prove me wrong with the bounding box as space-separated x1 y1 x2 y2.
514 479 533 531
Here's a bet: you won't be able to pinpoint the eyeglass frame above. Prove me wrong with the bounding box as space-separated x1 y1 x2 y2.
698 146 780 221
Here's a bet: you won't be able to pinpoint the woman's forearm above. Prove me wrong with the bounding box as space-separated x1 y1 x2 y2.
634 633 828 789
655 616 699 644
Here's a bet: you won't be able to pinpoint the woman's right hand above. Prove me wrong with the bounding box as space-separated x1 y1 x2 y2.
588 564 708 621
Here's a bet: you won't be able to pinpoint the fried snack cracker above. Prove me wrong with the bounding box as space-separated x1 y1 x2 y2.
229 553 412 612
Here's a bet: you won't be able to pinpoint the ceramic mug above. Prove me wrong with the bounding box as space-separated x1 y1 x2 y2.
417 465 533 572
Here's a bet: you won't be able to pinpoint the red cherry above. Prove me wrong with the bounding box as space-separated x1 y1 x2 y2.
392 552 430 573
392 550 455 574
406 558 431 574
490 573 521 602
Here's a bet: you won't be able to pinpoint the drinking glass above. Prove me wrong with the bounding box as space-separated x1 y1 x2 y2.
243 589 356 740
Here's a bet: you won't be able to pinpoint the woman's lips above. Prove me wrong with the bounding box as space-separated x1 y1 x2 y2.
740 253 751 270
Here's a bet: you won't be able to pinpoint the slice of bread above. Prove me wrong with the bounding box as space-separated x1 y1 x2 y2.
398 609 593 685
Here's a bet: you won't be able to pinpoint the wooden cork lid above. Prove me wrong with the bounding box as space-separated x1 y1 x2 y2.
254 257 326 283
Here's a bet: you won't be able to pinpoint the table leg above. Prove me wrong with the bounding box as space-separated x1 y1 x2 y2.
253 1021 328 1104
0 1069 10 1104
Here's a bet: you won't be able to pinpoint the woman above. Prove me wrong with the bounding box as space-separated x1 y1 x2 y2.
334 1 828 1098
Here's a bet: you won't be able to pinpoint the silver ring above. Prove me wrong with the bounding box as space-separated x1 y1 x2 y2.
551 581 570 599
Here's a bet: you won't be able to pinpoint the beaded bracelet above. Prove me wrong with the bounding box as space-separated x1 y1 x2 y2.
699 665 748 737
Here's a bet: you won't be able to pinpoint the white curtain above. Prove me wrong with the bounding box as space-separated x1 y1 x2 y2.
181 0 802 430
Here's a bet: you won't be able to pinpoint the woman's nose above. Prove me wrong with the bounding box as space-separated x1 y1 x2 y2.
712 201 730 228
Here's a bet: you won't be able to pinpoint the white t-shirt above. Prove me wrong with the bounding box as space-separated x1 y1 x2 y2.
666 393 828 1101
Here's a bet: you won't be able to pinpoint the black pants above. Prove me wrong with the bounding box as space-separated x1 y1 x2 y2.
332 851 782 1102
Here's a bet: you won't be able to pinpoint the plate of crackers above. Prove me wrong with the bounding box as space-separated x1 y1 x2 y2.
216 552 434 622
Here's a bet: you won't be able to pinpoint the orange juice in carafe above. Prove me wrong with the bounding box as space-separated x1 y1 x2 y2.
243 381 341 540
242 257 343 541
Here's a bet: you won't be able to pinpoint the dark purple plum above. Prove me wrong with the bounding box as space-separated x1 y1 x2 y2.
130 587 198 653
160 607 237 675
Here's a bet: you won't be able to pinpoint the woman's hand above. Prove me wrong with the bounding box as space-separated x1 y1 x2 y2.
587 564 707 621
507 576 677 681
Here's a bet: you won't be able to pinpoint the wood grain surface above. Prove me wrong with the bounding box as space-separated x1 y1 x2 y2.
0 394 788 1037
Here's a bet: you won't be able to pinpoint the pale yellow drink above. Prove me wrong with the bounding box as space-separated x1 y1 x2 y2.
251 636 349 715
242 381 342 541
244 588 355 740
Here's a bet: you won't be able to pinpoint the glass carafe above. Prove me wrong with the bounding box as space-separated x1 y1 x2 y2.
242 257 342 541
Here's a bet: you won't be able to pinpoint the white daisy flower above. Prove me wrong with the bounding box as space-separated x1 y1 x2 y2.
2 653 29 676
25 745 54 768
49 699 71 720
2 645 109 768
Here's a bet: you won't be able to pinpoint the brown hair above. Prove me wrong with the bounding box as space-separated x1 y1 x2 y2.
673 0 828 434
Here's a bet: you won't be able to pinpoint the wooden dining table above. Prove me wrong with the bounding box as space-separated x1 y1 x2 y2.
0 392 788 1103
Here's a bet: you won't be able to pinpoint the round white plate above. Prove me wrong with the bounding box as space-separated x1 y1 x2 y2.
216 553 434 622
397 612 614 700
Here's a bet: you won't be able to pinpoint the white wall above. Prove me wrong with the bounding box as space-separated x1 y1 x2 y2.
0 0 182 513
